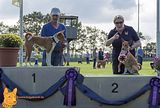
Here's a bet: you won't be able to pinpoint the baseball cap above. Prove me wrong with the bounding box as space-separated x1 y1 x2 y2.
50 8 61 16
113 15 124 23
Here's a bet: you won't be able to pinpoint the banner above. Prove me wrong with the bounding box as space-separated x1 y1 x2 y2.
12 0 20 7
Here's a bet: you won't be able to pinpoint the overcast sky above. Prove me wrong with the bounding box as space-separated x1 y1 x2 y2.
0 0 157 43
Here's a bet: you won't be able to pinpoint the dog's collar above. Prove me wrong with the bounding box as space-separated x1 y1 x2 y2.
28 35 33 41
51 34 59 43
51 37 57 43
125 51 129 55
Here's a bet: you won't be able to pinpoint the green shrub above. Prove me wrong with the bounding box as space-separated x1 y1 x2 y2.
0 34 23 48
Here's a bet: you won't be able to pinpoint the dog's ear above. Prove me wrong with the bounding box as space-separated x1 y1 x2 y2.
13 88 17 95
59 30 65 34
56 31 65 41
122 41 129 46
25 32 33 41
4 87 9 95
25 32 32 36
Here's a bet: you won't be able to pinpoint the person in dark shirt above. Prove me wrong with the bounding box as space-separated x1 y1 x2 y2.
98 48 104 61
106 15 141 74
93 48 97 69
85 51 90 64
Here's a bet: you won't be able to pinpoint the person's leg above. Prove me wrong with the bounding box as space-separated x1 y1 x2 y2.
137 56 140 64
86 57 88 64
93 58 96 68
42 50 47 66
138 56 143 65
120 63 125 74
51 43 59 66
87 57 89 64
137 56 143 69
88 58 90 64
51 42 63 66
140 57 143 65
51 52 59 66
112 57 119 74
141 57 143 65
58 53 63 66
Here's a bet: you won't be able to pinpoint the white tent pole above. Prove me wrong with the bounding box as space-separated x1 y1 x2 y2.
19 0 23 66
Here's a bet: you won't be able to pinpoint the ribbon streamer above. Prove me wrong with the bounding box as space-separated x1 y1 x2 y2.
149 77 160 108
64 68 78 106
0 67 157 107
0 68 4 103
0 68 67 101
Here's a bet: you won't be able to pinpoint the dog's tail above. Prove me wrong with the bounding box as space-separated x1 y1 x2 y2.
24 32 33 66
138 63 142 70
25 32 33 41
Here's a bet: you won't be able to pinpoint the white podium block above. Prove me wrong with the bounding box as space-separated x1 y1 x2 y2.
1 67 155 108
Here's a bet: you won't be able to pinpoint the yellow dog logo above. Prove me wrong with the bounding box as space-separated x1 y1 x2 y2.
2 88 17 108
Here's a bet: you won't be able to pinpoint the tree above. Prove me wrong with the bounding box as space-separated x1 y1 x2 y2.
8 25 19 34
23 11 45 35
137 32 145 40
0 22 9 34
69 22 107 57
98 30 107 50
143 42 156 57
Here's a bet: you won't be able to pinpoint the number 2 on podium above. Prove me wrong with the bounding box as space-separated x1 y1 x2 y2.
112 83 118 93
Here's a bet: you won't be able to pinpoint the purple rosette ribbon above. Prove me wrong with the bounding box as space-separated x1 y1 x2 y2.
64 68 78 106
149 77 160 108
0 68 4 104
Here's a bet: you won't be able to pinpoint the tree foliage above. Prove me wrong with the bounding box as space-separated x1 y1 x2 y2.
1 11 156 57
23 11 47 35
143 42 156 57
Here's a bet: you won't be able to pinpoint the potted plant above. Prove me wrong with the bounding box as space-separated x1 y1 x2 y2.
0 34 23 67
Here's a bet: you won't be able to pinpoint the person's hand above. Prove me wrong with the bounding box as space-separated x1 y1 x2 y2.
113 32 119 40
129 46 133 50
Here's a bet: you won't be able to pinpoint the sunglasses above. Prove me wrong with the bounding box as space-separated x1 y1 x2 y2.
52 15 59 17
115 21 123 24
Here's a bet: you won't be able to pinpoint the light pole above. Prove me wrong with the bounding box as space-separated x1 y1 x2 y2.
12 0 24 66
137 0 140 37
157 0 160 56
19 0 23 66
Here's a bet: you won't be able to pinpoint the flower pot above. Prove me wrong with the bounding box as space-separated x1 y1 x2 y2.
0 47 19 67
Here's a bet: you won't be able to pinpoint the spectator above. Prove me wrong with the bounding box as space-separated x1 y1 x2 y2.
93 48 97 69
136 46 144 66
98 48 104 61
85 51 90 64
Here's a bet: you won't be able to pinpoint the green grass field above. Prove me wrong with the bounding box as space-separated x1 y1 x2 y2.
22 61 156 76
68 61 156 76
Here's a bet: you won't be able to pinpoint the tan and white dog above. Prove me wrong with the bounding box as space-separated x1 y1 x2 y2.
118 41 141 75
24 31 65 66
